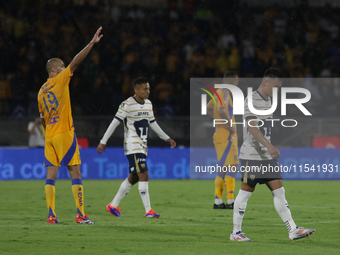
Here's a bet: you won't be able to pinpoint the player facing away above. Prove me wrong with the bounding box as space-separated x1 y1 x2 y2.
207 71 239 209
38 26 103 224
230 69 315 241
97 77 176 218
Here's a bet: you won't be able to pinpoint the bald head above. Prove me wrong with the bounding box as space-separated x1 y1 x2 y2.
46 58 65 77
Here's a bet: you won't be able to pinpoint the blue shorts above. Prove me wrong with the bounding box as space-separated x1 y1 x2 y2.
126 153 148 175
240 159 282 185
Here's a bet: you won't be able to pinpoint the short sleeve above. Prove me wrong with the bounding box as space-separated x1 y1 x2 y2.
37 92 44 117
54 65 73 86
207 98 214 109
149 102 156 123
115 101 129 121
207 89 226 109
244 96 257 121
216 89 227 108
38 98 43 114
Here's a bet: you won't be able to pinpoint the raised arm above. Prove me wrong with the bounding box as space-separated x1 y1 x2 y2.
70 26 103 74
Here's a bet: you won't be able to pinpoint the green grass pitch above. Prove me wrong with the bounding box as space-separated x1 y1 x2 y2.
0 180 339 254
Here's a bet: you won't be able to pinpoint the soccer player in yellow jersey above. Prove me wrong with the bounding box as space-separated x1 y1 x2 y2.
207 71 239 210
37 26 103 224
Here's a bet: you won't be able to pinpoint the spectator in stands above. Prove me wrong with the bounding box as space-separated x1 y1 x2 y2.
0 1 339 118
204 40 219 77
0 72 12 116
185 49 205 80
27 116 45 148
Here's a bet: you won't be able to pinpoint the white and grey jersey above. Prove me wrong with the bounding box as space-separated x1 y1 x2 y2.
240 91 273 161
115 97 155 156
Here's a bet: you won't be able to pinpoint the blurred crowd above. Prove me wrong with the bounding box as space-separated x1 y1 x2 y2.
0 0 339 118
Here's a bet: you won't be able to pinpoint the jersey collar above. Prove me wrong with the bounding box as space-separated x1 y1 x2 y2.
256 90 269 102
133 96 145 105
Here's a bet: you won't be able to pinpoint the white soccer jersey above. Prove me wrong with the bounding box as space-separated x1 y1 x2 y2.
115 97 155 156
239 91 273 161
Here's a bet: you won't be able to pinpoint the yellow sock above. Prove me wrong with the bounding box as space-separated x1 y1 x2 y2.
72 179 85 216
45 179 56 217
215 175 224 200
225 176 235 201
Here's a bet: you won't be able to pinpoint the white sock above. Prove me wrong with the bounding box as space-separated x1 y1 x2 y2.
272 187 297 233
227 199 234 205
111 179 132 207
215 198 223 205
233 189 252 234
139 181 151 212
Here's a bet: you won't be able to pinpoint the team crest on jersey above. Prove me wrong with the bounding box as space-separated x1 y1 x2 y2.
140 163 145 168
250 175 255 180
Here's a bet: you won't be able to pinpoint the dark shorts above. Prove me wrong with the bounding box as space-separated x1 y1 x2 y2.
126 153 148 175
240 159 282 185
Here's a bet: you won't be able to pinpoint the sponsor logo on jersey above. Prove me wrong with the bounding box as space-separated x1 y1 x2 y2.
49 116 60 124
137 112 149 116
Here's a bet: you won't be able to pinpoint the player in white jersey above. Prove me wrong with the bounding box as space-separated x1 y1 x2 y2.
240 89 274 161
230 69 315 241
97 77 176 218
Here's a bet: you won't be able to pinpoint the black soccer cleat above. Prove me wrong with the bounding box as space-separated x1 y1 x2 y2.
213 203 226 209
225 202 234 209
